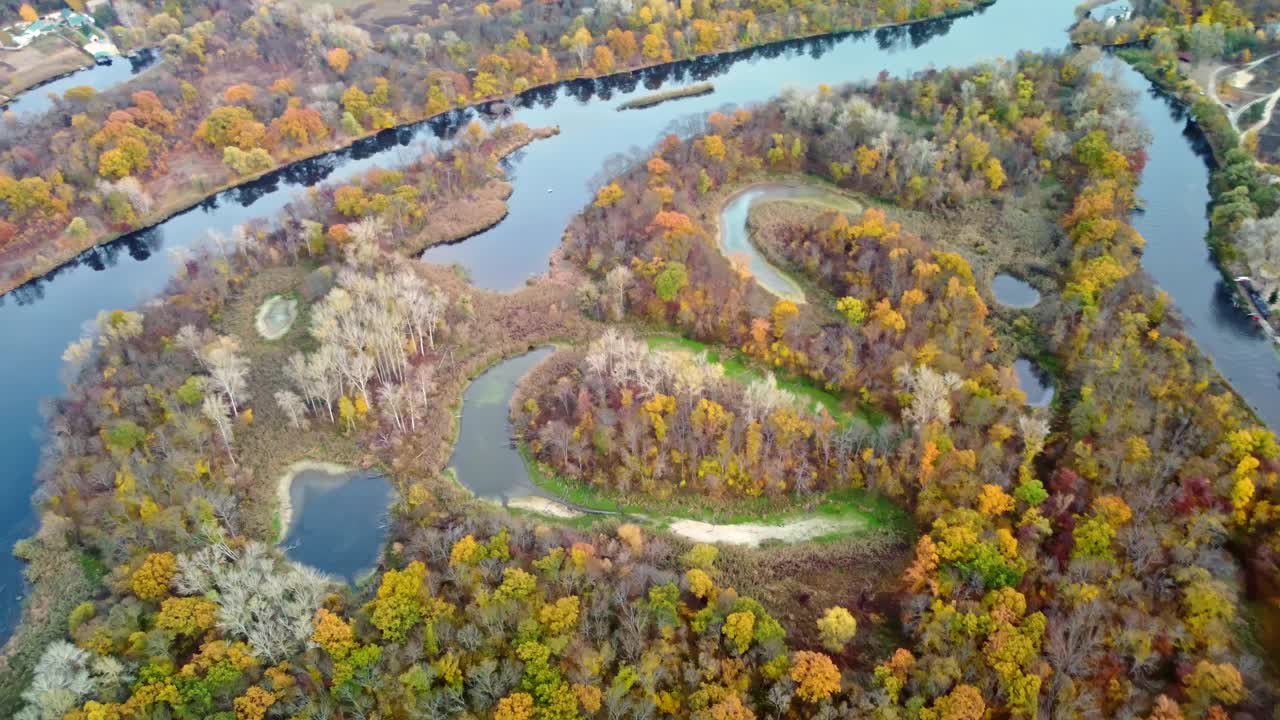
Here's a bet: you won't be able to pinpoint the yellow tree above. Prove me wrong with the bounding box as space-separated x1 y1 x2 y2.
593 45 616 74
327 47 352 73
790 651 841 702
816 606 857 652
594 182 625 208
19 4 37 22
571 27 593 69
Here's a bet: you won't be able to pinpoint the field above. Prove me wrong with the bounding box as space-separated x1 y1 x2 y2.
0 35 87 99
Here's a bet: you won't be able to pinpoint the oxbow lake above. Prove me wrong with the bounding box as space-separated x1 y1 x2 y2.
1 0 1278 635
447 348 555 502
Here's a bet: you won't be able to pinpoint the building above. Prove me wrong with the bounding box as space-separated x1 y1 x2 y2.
1088 1 1134 27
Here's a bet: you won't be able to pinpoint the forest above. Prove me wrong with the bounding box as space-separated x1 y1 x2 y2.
0 0 987 294
0 41 1274 720
3 0 1280 716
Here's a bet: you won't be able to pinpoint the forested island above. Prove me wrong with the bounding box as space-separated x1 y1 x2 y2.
1 1 1279 720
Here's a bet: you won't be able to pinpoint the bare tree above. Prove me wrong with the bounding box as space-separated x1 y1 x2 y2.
204 337 250 415
202 394 236 465
895 364 962 429
275 390 310 430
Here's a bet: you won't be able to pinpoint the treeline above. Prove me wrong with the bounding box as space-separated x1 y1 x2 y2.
30 519 864 720
1072 0 1279 54
0 0 984 292
564 50 1280 716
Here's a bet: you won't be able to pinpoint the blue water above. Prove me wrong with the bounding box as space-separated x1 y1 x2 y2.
2 49 158 117
282 468 393 581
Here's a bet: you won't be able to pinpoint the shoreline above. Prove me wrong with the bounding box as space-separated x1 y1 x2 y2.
0 2 994 298
712 178 867 304
275 460 353 542
253 295 297 341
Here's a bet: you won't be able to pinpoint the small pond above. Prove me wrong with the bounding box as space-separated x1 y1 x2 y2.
280 466 393 581
255 295 298 340
1014 358 1055 408
992 274 1041 308
447 347 554 500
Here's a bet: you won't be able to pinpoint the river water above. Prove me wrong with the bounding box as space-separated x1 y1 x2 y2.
2 49 158 118
447 348 555 502
717 185 823 303
0 0 1274 635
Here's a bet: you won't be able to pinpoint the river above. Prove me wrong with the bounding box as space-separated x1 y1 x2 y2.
0 0 1274 637
2 49 159 118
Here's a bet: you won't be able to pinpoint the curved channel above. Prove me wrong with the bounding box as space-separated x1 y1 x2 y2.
3 0 1280 637
716 185 826 303
2 49 158 118
447 348 555 502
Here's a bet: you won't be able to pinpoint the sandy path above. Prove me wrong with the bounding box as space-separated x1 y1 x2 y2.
666 516 864 546
506 494 864 546
506 496 584 518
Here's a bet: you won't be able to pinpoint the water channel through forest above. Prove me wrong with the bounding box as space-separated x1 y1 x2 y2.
0 0 1274 634
2 49 159 118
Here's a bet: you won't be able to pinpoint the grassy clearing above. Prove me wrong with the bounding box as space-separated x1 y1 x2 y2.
643 333 887 428
0 36 88 97
522 447 911 539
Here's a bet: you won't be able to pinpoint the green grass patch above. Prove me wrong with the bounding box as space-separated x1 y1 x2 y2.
644 333 886 428
521 447 911 538
78 550 108 588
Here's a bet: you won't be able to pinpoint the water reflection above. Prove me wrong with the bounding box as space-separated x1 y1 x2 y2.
282 468 392 582
447 348 554 501
1015 358 1055 408
2 49 159 118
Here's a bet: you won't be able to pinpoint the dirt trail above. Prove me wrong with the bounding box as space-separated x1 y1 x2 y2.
506 495 866 546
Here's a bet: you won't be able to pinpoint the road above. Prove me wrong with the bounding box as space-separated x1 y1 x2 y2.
1207 52 1280 132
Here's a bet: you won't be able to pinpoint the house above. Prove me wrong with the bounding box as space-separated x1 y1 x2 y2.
1088 1 1134 27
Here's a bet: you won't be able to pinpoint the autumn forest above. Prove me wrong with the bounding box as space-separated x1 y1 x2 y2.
1 1 1280 720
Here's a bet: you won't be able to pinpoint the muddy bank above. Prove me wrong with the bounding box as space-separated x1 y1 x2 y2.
275 460 353 540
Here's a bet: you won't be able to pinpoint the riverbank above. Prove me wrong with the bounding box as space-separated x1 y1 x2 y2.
274 461 353 542
1113 47 1280 331
518 443 909 545
0 2 994 300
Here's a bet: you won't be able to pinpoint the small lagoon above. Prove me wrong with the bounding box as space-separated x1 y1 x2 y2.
1014 358 1055 408
992 274 1041 308
447 348 554 500
279 464 393 581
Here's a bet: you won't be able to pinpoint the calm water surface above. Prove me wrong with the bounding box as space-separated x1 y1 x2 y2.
281 468 393 581
1015 358 1055 408
992 274 1042 308
2 0 1277 636
718 186 816 302
447 348 554 501
3 49 158 117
